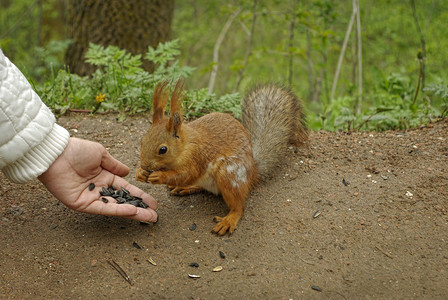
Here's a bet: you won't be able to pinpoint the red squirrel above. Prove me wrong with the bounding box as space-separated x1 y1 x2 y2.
136 79 307 235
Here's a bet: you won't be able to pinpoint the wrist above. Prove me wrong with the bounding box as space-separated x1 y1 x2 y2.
2 124 70 183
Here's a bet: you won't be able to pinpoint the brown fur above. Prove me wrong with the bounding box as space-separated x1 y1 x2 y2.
136 80 307 235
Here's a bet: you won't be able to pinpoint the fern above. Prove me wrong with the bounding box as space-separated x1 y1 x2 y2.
144 39 181 66
37 40 240 119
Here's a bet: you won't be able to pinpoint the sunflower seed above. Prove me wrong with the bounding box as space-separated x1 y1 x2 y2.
100 187 112 196
98 186 149 209
133 241 142 249
147 258 157 266
311 286 322 292
138 201 149 208
213 266 223 272
188 274 200 279
88 183 95 191
116 197 126 204
126 200 141 207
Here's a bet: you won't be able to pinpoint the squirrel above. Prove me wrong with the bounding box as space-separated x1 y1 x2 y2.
136 79 308 235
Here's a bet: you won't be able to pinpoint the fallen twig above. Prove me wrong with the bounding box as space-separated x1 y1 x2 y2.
300 258 316 265
375 246 394 259
107 260 133 285
68 108 92 113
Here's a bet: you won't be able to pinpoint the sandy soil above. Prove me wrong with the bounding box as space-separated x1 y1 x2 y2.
1 114 447 299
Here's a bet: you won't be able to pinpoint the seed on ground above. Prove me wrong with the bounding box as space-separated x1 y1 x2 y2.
311 286 322 292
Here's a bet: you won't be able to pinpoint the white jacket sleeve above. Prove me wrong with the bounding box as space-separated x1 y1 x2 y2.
0 49 70 183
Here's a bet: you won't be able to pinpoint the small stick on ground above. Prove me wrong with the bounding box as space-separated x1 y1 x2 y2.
375 246 394 259
300 258 316 265
107 260 133 285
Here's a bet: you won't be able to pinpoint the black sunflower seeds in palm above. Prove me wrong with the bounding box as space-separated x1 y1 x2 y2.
97 185 147 208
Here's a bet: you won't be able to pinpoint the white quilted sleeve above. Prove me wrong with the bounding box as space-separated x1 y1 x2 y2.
0 49 70 183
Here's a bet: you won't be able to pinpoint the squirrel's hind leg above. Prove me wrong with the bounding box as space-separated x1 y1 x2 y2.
212 190 245 235
169 185 203 196
211 154 256 235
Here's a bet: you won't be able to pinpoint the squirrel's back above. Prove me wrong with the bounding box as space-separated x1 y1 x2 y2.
241 84 307 180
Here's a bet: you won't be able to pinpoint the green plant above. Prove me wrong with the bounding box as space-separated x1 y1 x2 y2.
184 89 241 119
424 82 448 117
313 70 443 131
36 40 241 120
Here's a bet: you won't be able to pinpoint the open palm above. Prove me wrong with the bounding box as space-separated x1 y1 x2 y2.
38 138 158 222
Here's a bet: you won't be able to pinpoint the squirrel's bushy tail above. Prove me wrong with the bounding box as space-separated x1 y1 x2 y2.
241 84 308 180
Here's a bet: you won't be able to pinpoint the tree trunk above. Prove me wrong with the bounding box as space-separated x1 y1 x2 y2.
66 0 174 76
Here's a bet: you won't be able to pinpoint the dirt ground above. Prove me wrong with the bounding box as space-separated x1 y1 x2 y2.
0 113 447 299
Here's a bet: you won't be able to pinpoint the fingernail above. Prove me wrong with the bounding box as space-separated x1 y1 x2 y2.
139 214 158 225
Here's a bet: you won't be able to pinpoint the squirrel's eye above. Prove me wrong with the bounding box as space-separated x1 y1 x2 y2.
158 146 168 155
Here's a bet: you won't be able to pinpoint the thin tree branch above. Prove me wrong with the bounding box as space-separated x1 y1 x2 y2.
239 19 250 36
355 0 363 114
233 0 257 93
0 0 39 40
37 0 43 47
288 7 297 85
330 5 356 102
412 56 423 105
306 26 314 100
208 8 242 94
410 0 426 88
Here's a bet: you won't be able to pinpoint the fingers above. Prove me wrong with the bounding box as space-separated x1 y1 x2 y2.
100 147 130 177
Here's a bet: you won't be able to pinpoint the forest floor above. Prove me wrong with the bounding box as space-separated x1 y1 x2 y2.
0 114 447 299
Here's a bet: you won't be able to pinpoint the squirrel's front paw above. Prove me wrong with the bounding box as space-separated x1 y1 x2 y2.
135 167 151 183
147 171 165 185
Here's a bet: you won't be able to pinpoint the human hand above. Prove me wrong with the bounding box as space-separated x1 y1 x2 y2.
38 137 157 222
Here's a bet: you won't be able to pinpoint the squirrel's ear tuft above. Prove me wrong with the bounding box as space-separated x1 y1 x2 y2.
170 78 185 116
152 81 170 124
168 111 182 138
167 78 185 138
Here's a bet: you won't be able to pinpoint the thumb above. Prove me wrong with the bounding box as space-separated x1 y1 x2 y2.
100 148 130 177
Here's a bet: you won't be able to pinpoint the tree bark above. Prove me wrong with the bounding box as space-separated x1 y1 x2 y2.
66 0 174 76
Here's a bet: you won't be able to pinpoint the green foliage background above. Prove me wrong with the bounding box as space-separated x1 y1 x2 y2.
1 0 447 130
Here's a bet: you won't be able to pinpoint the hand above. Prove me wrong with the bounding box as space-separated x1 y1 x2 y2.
38 137 157 223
